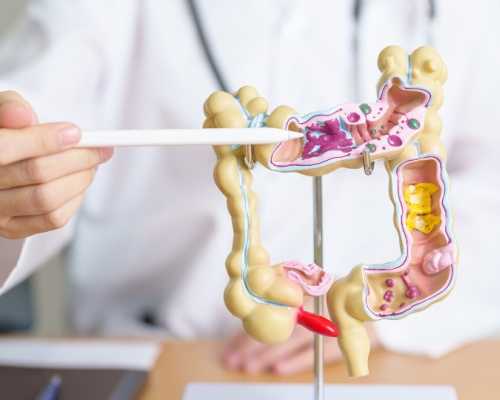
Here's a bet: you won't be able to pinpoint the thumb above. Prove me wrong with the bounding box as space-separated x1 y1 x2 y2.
0 91 38 129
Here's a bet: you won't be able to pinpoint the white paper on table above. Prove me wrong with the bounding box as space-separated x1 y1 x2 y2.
183 383 458 400
0 338 161 370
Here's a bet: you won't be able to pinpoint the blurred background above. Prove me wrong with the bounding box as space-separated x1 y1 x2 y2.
0 1 25 32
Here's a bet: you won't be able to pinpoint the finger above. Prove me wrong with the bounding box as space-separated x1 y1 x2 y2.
272 340 342 376
0 122 81 165
272 346 314 375
0 147 113 189
0 91 37 128
242 328 311 373
222 332 248 359
0 168 96 217
323 340 343 363
1 194 85 239
221 332 248 368
223 335 266 370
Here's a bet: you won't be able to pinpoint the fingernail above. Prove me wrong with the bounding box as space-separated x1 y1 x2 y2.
99 147 114 162
59 125 81 147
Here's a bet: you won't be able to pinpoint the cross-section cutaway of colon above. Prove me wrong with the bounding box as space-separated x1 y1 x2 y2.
203 45 456 377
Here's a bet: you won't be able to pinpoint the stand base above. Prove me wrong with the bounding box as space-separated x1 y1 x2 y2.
183 383 457 400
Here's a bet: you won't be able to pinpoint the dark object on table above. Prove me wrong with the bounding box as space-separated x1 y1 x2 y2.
0 279 33 332
0 366 147 400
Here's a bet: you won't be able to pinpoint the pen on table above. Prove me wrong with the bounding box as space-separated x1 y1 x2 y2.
76 128 304 147
35 375 62 400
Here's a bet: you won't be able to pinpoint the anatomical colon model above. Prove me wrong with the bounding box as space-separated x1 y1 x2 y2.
203 46 457 377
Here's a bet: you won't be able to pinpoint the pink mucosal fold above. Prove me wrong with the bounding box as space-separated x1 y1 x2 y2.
422 243 457 275
282 261 333 296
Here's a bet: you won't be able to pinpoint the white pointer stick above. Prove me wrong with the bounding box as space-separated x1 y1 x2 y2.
77 128 303 147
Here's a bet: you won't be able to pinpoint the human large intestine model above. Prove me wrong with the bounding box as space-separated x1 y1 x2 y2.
203 46 457 377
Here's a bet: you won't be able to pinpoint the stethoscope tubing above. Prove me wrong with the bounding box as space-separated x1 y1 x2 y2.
187 0 436 94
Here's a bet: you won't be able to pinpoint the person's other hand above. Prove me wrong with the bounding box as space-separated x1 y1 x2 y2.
222 322 380 376
0 90 113 239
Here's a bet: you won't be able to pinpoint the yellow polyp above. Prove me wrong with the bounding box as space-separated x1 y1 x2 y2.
404 183 438 214
406 212 441 234
404 182 440 234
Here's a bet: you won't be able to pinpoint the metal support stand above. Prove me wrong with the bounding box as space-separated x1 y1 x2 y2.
313 176 325 400
312 153 374 400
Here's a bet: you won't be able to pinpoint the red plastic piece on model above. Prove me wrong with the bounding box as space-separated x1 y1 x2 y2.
296 307 339 337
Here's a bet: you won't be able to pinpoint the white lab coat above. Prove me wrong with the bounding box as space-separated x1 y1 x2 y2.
0 0 498 356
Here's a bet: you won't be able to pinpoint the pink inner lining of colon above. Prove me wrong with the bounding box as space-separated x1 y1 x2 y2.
268 80 431 171
282 261 333 297
364 156 455 318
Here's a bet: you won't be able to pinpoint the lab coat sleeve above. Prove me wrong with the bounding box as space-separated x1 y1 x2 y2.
0 1 107 295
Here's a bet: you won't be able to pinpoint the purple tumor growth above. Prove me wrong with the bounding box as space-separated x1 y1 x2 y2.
302 118 353 159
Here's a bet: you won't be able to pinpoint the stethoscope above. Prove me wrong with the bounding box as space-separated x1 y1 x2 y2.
187 0 437 96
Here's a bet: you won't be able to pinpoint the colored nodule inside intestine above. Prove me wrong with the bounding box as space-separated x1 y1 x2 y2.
404 183 441 234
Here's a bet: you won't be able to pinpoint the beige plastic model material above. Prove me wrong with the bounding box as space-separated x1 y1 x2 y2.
327 46 453 377
204 89 334 343
203 46 457 377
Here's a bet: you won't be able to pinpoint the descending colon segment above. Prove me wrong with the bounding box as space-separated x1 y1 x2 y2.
325 154 457 377
203 45 456 378
326 47 457 378
363 156 455 320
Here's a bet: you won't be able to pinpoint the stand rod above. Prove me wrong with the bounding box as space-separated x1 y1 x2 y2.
313 176 325 400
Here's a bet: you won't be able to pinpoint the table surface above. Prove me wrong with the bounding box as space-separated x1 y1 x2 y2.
139 340 500 400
